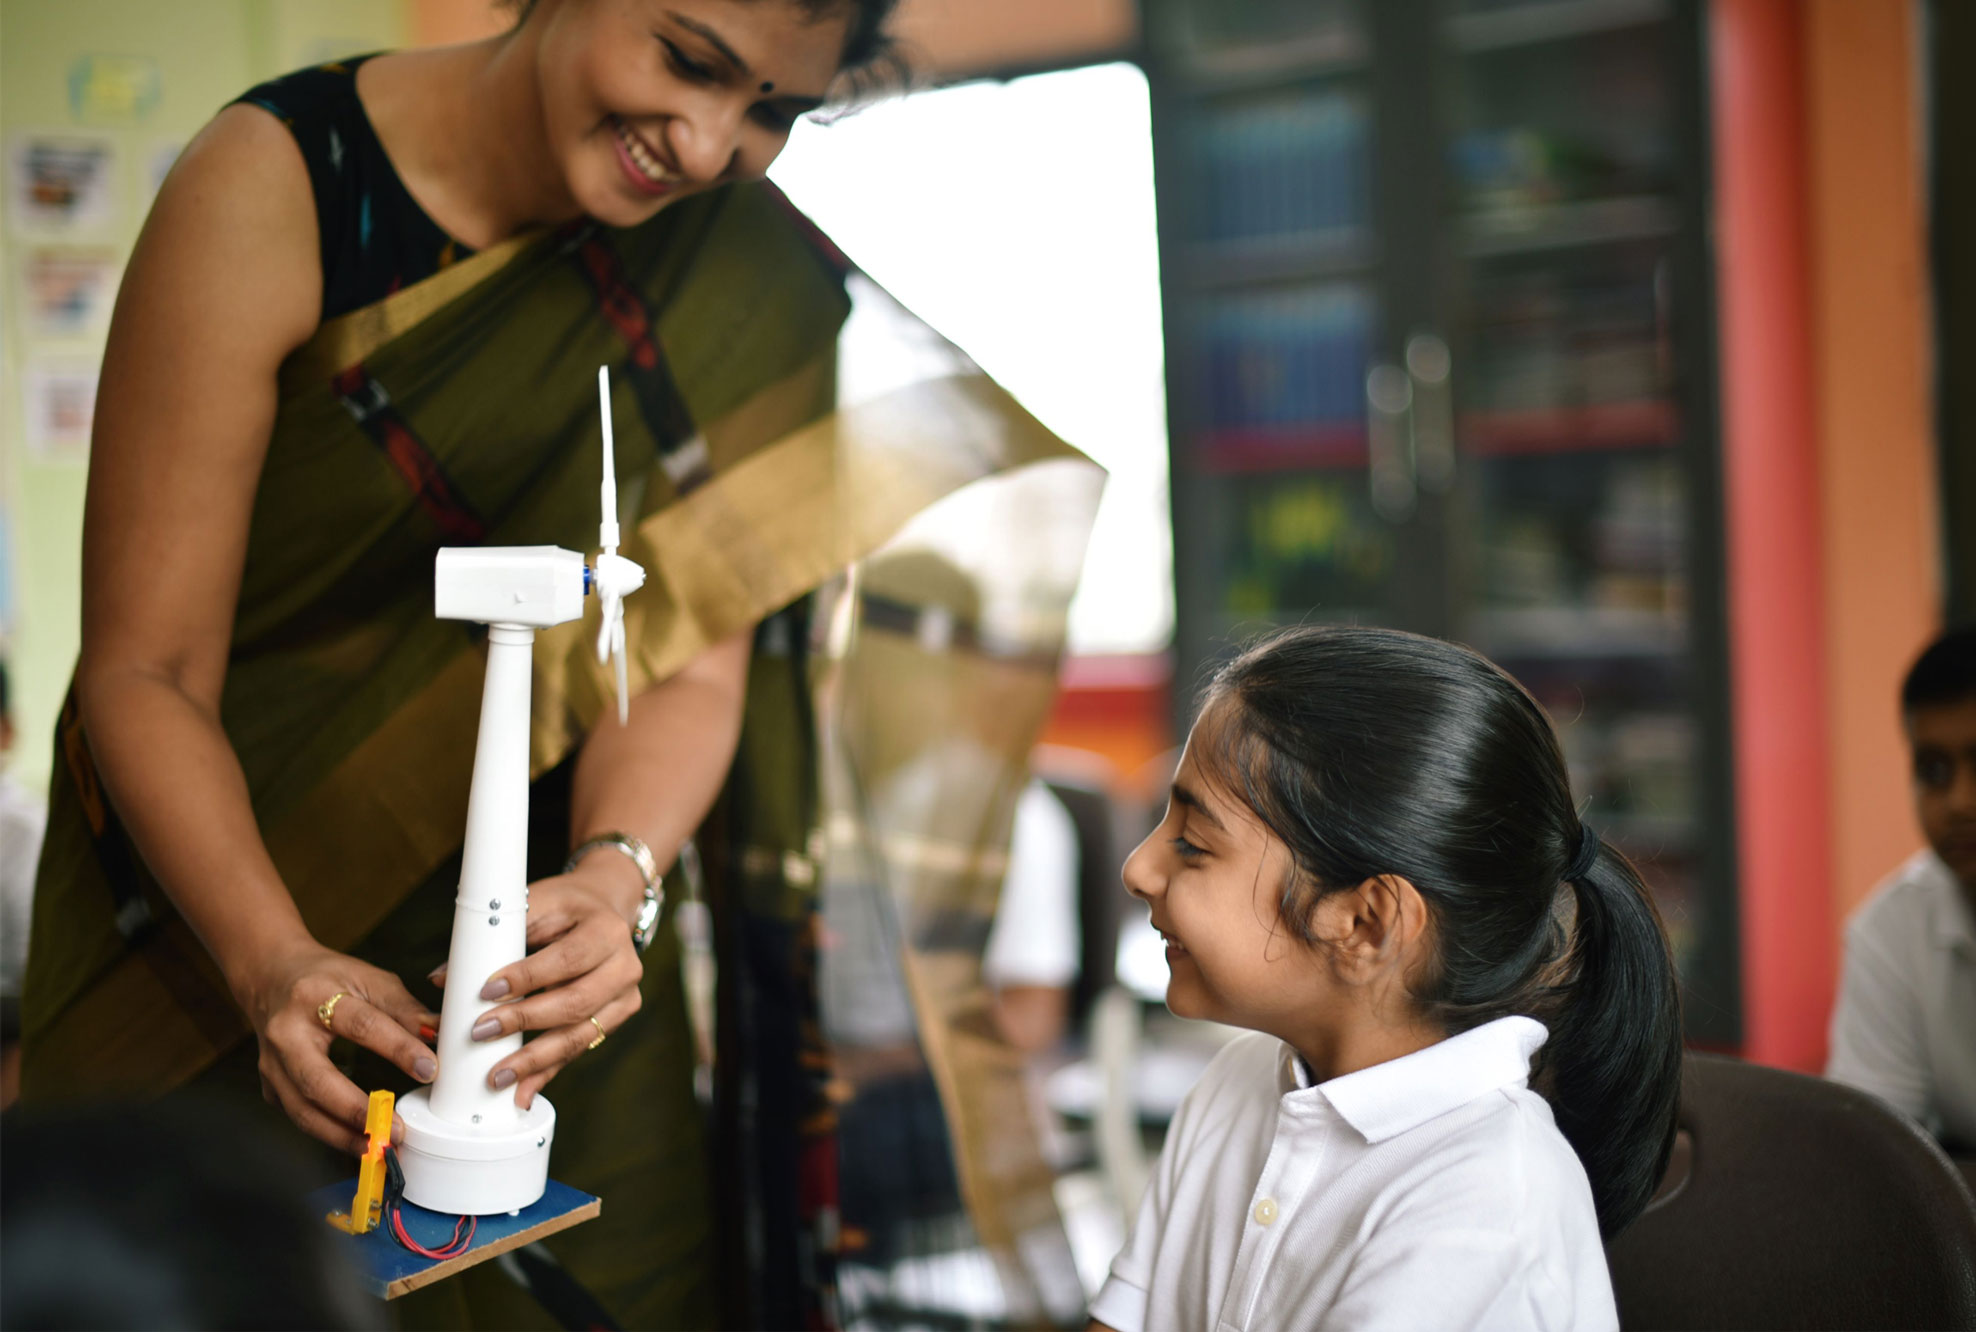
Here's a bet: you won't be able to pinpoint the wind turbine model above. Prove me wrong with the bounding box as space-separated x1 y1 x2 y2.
396 367 647 1216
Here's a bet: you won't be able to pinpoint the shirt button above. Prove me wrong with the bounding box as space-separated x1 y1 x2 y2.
1253 1198 1279 1226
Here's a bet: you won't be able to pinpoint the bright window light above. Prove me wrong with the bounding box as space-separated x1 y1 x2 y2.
770 61 1174 657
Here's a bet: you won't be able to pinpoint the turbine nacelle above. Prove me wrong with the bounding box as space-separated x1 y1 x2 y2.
434 547 587 629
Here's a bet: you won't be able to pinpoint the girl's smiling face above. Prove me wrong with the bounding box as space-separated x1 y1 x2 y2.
1123 714 1337 1040
532 0 845 227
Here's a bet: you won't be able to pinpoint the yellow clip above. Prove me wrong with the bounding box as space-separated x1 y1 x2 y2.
326 1089 396 1235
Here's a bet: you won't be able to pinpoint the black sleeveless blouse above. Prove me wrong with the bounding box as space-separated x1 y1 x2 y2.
234 55 476 322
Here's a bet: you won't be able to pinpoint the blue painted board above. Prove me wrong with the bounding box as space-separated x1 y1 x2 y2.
308 1177 601 1299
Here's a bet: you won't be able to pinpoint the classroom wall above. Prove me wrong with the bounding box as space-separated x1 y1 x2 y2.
0 0 405 800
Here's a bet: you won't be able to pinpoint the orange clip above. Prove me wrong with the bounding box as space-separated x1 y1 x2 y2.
326 1089 396 1235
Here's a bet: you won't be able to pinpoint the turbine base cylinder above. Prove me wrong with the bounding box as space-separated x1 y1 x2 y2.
396 1087 556 1216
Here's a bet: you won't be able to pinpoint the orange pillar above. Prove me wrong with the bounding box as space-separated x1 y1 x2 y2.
1710 0 1834 1071
1803 0 1940 928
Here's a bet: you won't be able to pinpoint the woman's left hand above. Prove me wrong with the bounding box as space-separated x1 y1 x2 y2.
442 863 645 1107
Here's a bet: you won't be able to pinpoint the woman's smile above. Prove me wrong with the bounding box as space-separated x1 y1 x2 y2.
609 115 679 196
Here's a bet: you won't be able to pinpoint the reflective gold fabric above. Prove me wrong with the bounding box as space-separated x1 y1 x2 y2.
818 445 1104 1326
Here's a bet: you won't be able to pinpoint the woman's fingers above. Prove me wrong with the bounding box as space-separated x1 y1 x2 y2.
469 952 638 1043
525 906 579 946
499 873 623 980
512 1066 559 1110
362 970 442 1044
490 989 643 1108
259 1033 371 1154
279 1088 371 1155
328 990 438 1085
480 914 636 1007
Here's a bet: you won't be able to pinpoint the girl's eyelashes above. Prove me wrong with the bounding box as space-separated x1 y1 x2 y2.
1170 834 1207 861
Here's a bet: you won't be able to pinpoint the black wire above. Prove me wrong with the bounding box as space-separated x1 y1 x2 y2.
384 1146 406 1207
379 1145 474 1258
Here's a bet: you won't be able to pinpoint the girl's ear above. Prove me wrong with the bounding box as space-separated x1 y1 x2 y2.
1308 874 1431 982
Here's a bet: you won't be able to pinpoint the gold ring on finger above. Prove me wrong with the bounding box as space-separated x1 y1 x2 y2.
587 1016 607 1051
318 991 350 1031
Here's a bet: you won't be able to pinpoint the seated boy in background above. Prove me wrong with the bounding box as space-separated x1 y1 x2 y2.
1827 626 1976 1150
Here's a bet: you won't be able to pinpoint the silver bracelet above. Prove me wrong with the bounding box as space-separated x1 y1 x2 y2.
565 833 664 953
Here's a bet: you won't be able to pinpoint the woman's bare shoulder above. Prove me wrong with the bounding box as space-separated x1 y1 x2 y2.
160 101 315 217
121 101 323 364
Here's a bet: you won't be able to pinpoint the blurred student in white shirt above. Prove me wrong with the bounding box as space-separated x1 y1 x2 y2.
1827 625 1976 1151
984 778 1081 1053
1089 628 1683 1332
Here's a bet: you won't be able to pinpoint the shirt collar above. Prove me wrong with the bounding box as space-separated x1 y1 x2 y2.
1283 1016 1550 1145
1912 849 1976 956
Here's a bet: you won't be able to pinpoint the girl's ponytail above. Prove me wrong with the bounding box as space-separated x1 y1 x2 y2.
1546 832 1684 1238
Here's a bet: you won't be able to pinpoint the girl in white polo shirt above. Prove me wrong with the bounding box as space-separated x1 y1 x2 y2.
1089 626 1681 1332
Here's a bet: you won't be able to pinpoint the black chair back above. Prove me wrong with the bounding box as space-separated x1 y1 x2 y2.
1606 1052 1976 1330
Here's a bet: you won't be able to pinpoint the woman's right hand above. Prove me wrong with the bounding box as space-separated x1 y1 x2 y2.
231 942 438 1155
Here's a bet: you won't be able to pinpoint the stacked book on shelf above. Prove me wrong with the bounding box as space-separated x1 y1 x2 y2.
1200 284 1372 459
1194 90 1370 245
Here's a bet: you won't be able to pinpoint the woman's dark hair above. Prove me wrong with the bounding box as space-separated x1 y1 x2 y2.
1196 624 1683 1239
507 0 908 100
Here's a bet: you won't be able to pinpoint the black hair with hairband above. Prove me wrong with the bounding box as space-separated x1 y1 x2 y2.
1563 824 1601 884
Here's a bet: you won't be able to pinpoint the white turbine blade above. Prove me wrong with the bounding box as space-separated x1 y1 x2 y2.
597 593 618 663
598 365 620 555
613 622 630 726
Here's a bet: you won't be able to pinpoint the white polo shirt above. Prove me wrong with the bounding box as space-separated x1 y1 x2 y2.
1827 850 1976 1149
1091 1017 1617 1332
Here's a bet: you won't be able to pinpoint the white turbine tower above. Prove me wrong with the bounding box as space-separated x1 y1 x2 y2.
396 367 646 1216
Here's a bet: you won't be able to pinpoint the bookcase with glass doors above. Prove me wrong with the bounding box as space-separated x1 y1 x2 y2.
1142 0 1741 1043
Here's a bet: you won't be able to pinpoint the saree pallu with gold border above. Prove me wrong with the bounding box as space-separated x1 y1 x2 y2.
21 180 1102 1328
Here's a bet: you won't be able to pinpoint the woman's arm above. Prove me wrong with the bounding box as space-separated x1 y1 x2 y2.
78 105 437 1152
464 629 754 1106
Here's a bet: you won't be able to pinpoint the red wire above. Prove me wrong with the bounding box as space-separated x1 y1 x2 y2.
378 1147 476 1261
390 1204 476 1260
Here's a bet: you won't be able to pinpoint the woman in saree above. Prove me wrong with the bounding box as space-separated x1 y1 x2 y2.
17 0 1093 1325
